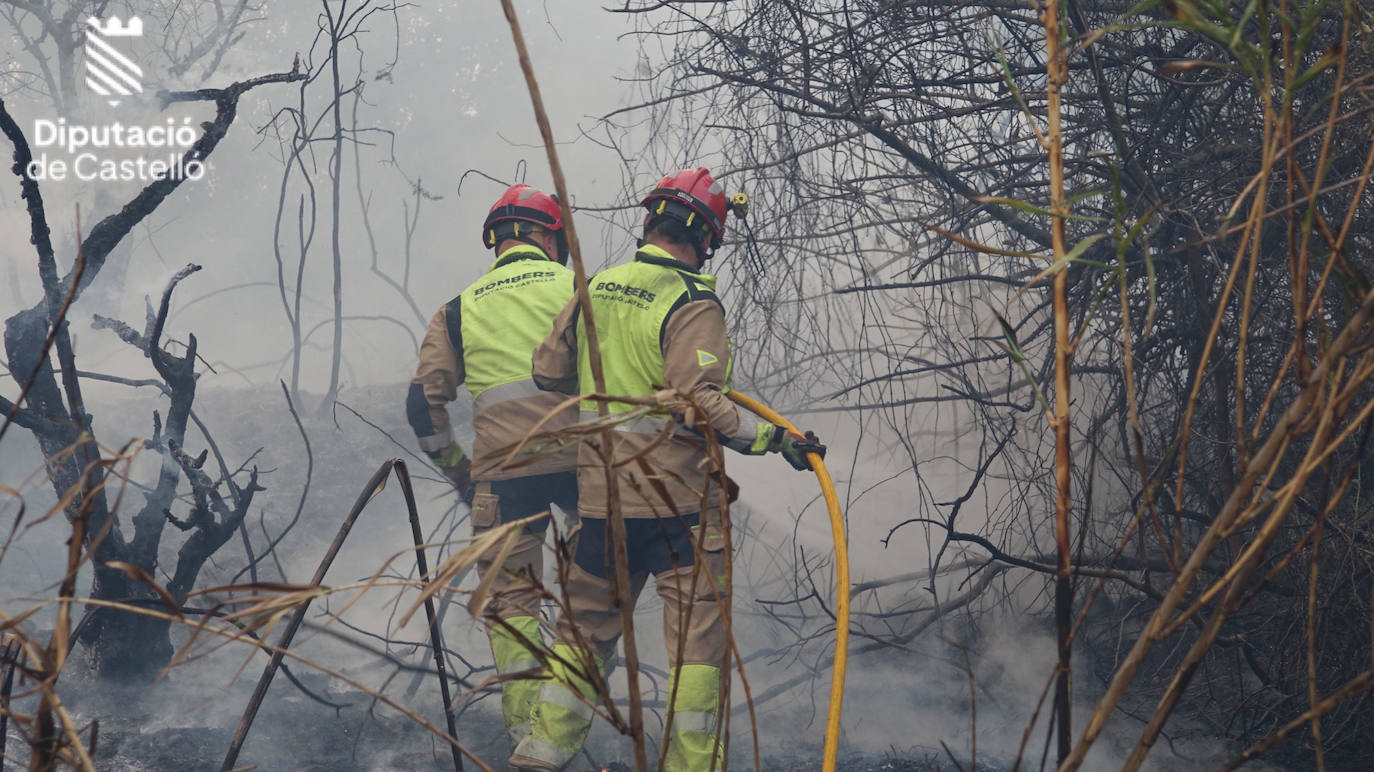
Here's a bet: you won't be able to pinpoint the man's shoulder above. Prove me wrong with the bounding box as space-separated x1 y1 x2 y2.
592 260 724 315
461 260 570 301
676 272 719 306
431 297 460 317
591 259 639 279
590 260 693 305
596 258 700 290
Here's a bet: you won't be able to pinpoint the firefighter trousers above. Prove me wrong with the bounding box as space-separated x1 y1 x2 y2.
509 511 730 772
469 472 578 752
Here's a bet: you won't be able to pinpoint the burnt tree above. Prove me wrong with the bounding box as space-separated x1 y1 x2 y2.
613 1 1374 767
0 67 303 681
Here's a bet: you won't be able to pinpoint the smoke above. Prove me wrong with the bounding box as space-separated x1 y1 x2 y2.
0 2 1291 770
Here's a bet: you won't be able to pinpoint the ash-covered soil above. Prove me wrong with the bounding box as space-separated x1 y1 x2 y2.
48 678 980 772
42 674 502 771
2 383 1236 771
19 666 987 771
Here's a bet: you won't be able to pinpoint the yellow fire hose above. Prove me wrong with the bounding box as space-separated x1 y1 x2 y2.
728 391 849 772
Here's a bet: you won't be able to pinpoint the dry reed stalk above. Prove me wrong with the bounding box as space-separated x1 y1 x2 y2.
1041 0 1075 763
497 0 646 766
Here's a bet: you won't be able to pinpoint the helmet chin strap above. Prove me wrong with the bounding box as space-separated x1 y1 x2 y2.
693 227 717 265
554 232 570 265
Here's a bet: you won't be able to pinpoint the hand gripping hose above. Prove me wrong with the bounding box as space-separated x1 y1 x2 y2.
727 391 849 772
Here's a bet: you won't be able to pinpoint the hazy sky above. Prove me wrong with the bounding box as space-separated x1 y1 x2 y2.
2 2 646 398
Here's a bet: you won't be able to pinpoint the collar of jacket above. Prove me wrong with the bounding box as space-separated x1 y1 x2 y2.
633 244 718 290
491 243 553 270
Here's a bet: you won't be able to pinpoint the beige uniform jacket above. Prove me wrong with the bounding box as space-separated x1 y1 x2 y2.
409 256 579 482
531 253 760 518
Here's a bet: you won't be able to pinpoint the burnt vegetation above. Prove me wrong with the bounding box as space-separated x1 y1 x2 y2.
608 0 1374 768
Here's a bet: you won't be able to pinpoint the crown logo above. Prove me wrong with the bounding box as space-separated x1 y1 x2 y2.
87 16 143 37
84 16 144 107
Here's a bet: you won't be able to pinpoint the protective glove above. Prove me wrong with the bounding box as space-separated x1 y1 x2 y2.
779 429 826 471
433 444 474 504
750 424 827 471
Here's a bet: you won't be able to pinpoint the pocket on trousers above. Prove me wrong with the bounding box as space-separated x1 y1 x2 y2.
689 522 730 598
690 523 727 555
470 484 499 531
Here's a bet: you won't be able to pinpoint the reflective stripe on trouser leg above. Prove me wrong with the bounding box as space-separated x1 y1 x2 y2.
488 614 543 747
509 642 603 771
664 663 724 772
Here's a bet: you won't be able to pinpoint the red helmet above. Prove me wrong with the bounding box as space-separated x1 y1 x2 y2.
482 184 566 259
641 168 731 250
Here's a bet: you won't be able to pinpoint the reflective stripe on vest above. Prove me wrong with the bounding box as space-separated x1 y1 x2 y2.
459 244 574 404
575 245 730 415
474 378 548 413
578 410 691 437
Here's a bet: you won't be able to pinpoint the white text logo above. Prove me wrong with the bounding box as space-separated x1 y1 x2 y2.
26 118 205 183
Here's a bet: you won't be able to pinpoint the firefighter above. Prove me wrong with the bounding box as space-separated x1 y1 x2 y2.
511 168 826 772
406 183 580 754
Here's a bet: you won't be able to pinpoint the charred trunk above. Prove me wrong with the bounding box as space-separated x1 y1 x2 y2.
82 573 176 682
